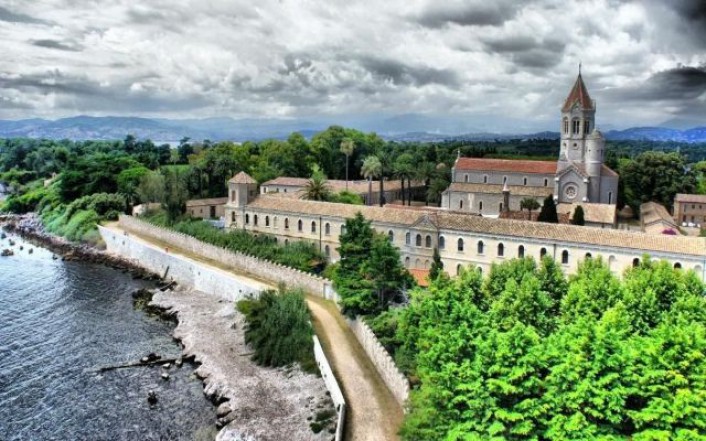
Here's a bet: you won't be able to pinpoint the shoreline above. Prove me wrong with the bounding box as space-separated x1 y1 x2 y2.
2 215 336 440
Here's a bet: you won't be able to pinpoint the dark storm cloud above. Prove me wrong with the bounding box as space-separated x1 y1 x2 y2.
612 64 706 102
482 36 566 69
358 57 460 87
416 2 521 28
31 39 82 52
0 6 46 24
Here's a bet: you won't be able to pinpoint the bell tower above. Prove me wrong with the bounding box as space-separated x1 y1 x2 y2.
557 68 596 173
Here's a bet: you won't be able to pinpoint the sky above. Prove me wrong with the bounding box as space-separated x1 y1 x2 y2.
0 0 704 132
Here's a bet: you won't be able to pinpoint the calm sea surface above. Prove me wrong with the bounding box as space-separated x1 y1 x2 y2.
0 232 216 441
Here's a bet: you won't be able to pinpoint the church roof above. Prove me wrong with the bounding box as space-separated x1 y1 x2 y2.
229 171 256 184
562 73 595 112
455 158 557 174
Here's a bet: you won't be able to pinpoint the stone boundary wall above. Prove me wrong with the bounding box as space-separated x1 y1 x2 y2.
313 336 346 441
118 215 339 302
348 317 410 406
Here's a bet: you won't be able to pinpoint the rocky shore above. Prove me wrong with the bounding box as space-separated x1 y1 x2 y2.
151 288 336 441
0 214 159 281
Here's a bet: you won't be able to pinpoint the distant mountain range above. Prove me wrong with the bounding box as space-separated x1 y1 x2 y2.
0 115 704 143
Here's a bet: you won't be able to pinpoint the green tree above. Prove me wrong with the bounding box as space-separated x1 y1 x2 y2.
340 138 355 191
117 166 150 206
520 197 540 219
572 205 585 225
301 164 332 201
537 194 558 223
361 156 382 206
393 153 415 206
162 168 189 223
429 247 443 281
136 171 165 204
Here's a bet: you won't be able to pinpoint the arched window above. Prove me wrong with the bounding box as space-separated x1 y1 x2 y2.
497 243 504 257
572 118 580 134
405 257 410 268
284 239 289 246
298 219 303 232
608 192 613 205
633 257 640 267
483 175 488 184
341 225 346 235
562 250 569 265
674 262 682 270
273 237 278 244
388 230 394 242
540 247 547 258
499 202 503 212
457 264 463 275
563 117 569 134
459 200 463 210
457 238 465 252
523 177 527 186
608 255 616 270
544 178 548 187
324 245 330 257
284 218 289 229
477 240 484 254
231 212 236 222
425 235 432 248
477 266 483 275
273 217 278 228
424 260 430 269
254 215 259 226
415 258 421 268
311 221 317 233
503 176 507 184
518 245 525 258
479 201 483 211
245 213 250 225
405 232 411 245
584 120 590 134
464 174 469 183
325 223 331 235
265 216 270 227
439 236 445 250
416 234 422 247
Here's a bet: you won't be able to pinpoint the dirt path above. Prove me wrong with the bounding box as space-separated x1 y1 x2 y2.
103 222 403 440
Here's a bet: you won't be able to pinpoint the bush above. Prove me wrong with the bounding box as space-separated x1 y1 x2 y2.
236 287 316 372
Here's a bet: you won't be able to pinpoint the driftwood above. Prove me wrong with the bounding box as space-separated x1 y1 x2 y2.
97 357 179 373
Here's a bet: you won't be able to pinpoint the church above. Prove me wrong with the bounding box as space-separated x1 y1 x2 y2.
441 72 619 226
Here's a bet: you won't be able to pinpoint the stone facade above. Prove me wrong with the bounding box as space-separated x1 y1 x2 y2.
186 197 228 220
674 194 706 228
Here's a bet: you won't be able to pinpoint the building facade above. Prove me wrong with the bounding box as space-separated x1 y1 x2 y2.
442 73 618 218
673 194 706 228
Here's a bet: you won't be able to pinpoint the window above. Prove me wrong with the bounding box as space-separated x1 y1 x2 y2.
503 176 507 184
311 221 317 233
424 260 430 269
325 223 331 235
585 252 592 259
633 258 640 267
561 250 569 265
523 177 527 186
483 175 488 184
231 190 235 201
518 245 525 258
341 225 346 235
563 117 569 134
298 219 303 232
479 201 483 211
457 264 463 275
674 262 682 270
273 217 278 228
405 232 411 245
572 119 580 134
439 236 445 250
608 192 613 205
231 212 235 222
540 247 547 258
459 200 463 210
497 243 504 257
584 120 590 134
499 202 503 212
254 215 258 226
387 230 394 242
245 213 250 225
405 257 410 268
284 218 289 229
284 239 289 246
458 238 464 252
265 216 270 227
324 245 330 257
416 234 422 247
477 240 484 254
544 178 548 187
464 174 469 183
425 235 432 248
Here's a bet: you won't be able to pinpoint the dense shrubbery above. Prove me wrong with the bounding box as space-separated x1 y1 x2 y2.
236 287 316 372
388 256 706 440
146 213 326 273
40 192 127 242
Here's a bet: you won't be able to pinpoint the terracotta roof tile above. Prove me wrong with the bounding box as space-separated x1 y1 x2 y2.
455 158 557 174
562 73 595 112
675 193 706 204
409 269 430 287
557 203 616 225
228 171 256 184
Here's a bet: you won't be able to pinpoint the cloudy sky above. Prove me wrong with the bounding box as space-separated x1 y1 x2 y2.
0 0 704 132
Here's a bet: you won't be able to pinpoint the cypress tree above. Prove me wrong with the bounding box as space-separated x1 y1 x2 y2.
429 247 443 281
537 195 559 223
572 205 585 226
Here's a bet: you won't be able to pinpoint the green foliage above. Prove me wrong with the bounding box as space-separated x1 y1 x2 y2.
236 287 315 372
429 247 443 281
537 194 558 223
397 256 706 440
301 164 332 201
333 212 414 316
328 190 364 205
520 197 540 217
145 213 325 273
571 204 585 225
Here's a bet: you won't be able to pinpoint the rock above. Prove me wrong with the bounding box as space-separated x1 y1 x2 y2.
146 353 160 362
175 358 183 368
19 245 23 250
216 402 231 418
161 372 170 381
1 249 13 257
28 248 33 254
140 356 149 363
147 391 158 405
162 363 171 369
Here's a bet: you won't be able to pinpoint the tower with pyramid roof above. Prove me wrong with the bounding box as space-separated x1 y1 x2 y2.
558 70 596 171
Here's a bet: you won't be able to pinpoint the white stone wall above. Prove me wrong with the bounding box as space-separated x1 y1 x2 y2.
453 170 554 187
313 336 346 441
348 317 410 407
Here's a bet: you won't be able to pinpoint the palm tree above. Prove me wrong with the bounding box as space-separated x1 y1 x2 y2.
393 154 414 206
414 161 437 206
361 156 382 206
302 164 332 201
520 197 541 220
340 138 355 191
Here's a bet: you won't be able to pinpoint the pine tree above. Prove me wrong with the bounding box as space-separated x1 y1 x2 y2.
537 194 559 223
